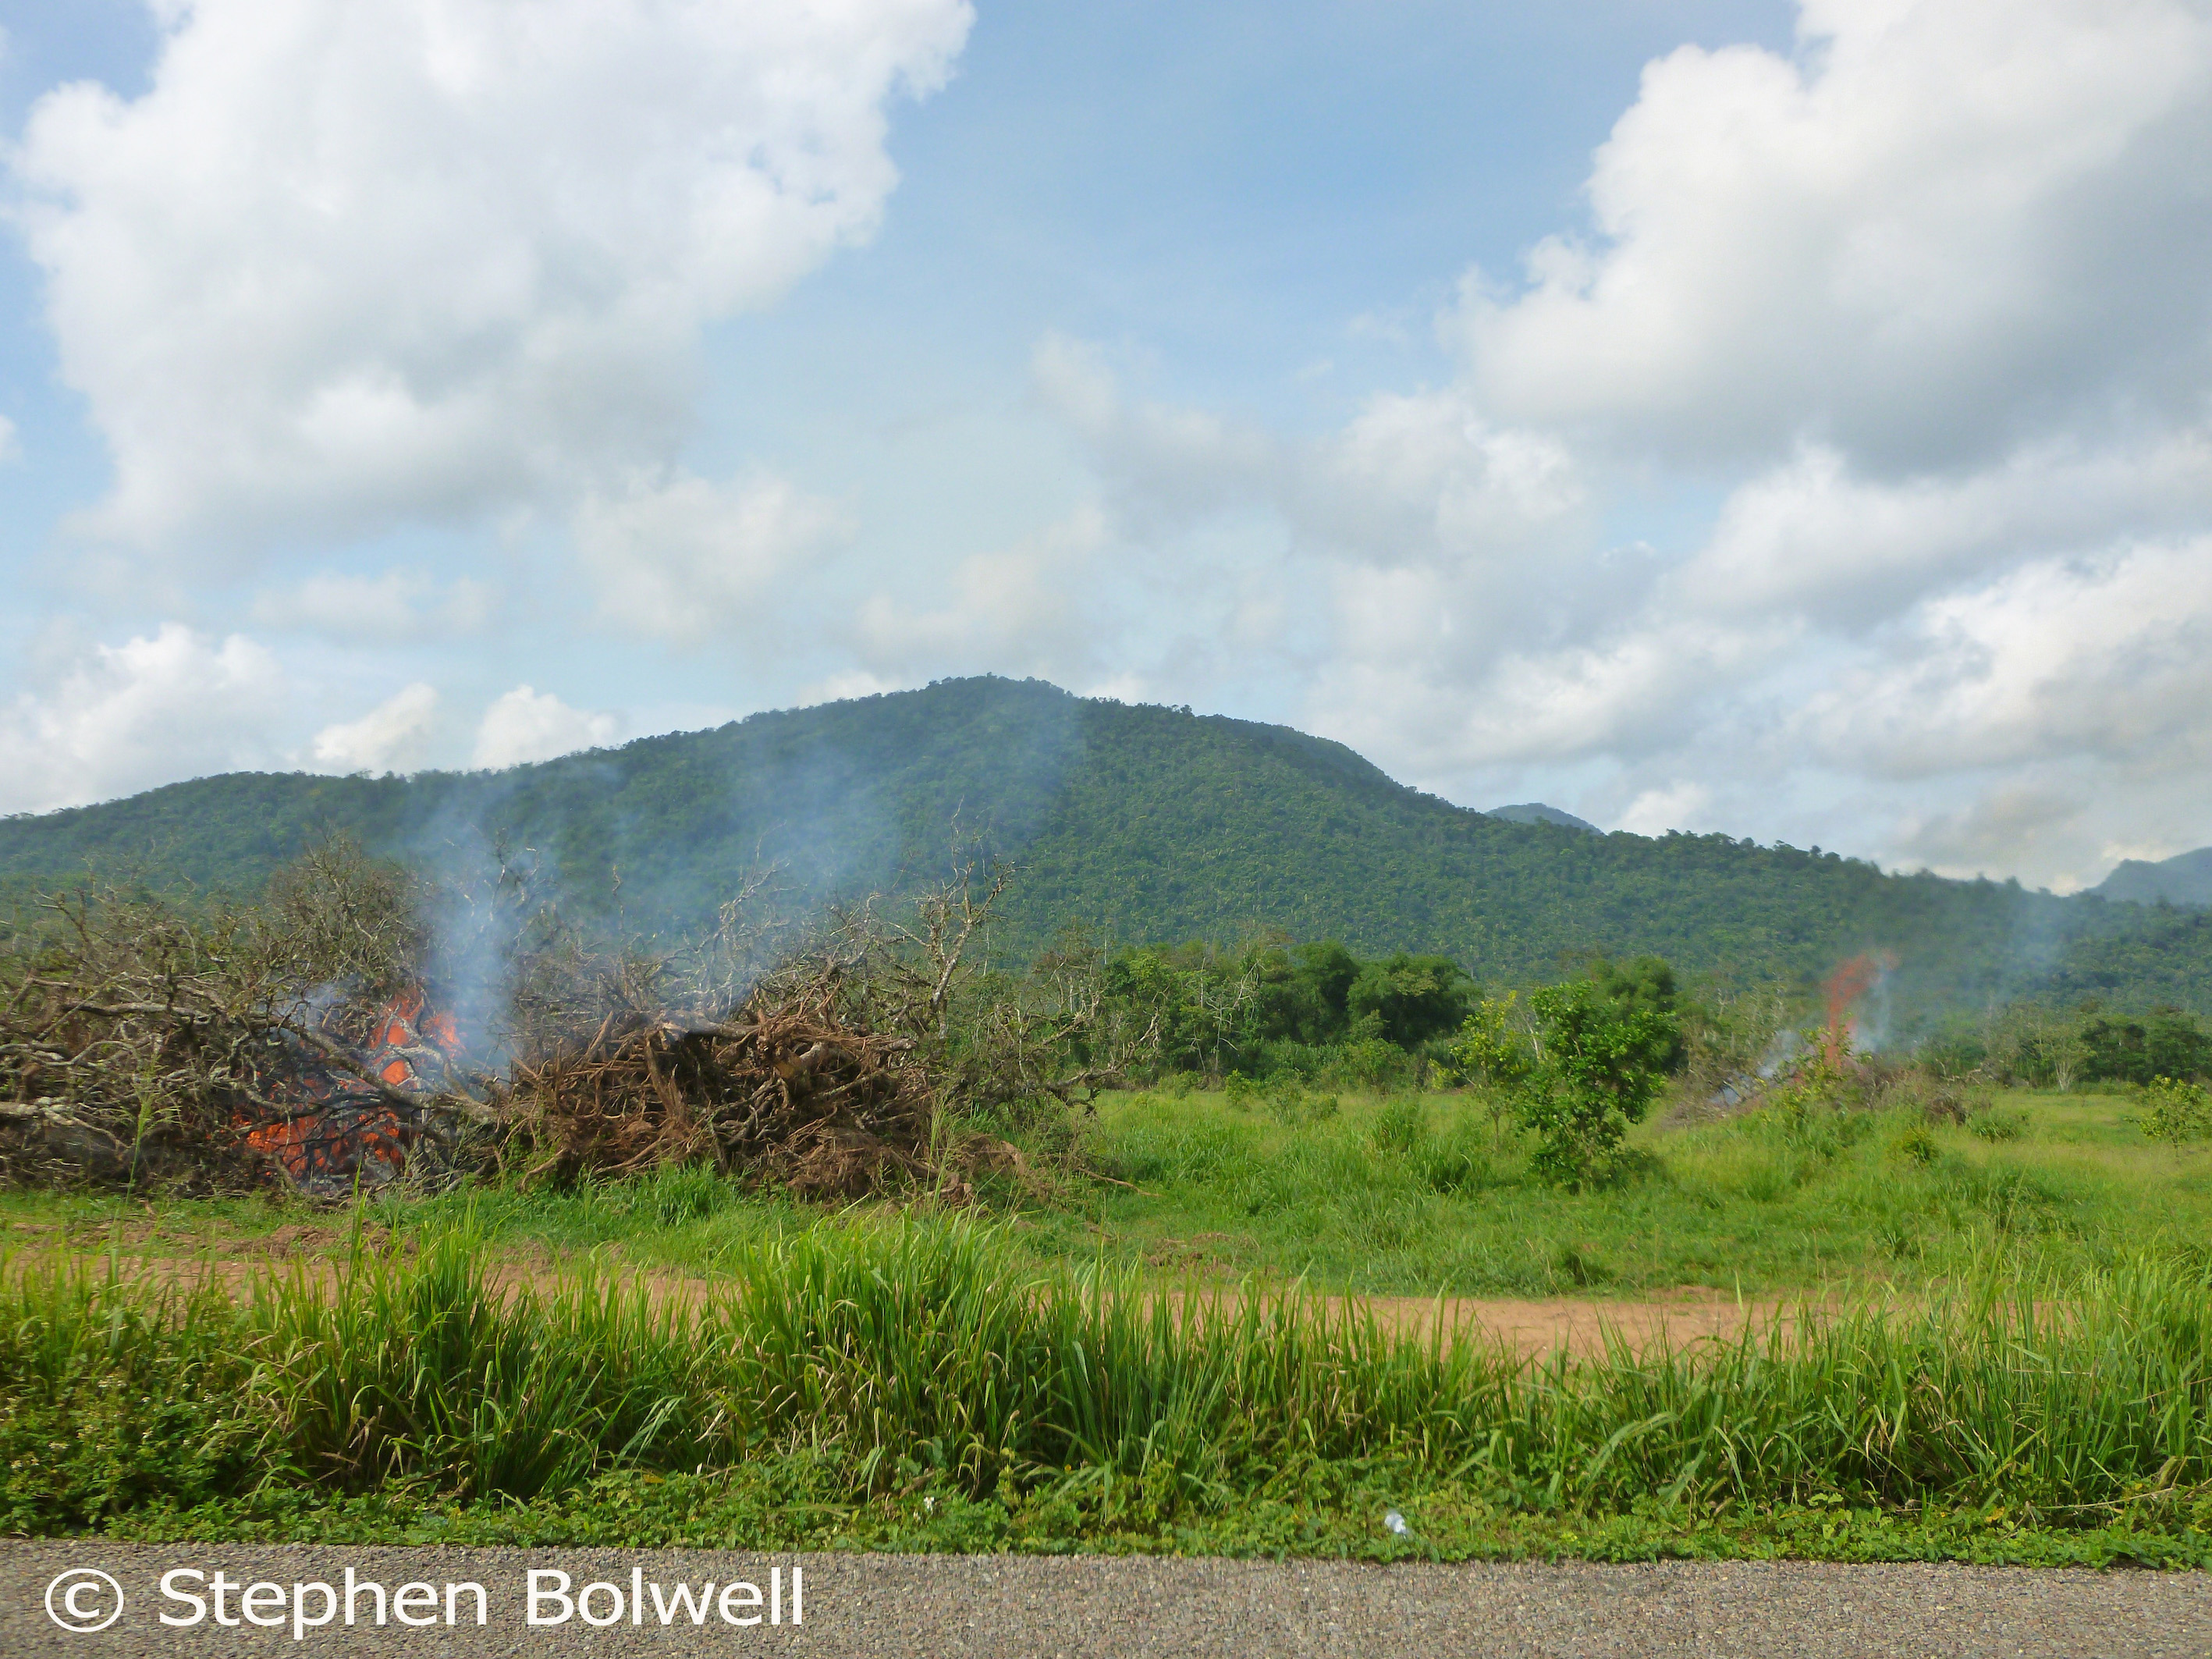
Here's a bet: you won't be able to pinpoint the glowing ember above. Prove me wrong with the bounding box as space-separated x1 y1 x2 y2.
233 985 470 1196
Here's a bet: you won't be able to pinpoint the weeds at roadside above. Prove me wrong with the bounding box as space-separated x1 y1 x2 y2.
4 1215 2210 1565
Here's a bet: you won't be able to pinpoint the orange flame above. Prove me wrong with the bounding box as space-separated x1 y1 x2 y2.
233 983 469 1191
1820 953 1893 1067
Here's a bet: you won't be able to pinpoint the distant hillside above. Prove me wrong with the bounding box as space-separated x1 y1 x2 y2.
2094 846 2212 908
1488 803 1600 834
0 677 2196 1022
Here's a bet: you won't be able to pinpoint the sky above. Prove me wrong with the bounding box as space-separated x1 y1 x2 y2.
2 0 2209 893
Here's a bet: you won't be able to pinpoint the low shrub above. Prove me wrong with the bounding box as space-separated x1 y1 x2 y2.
1890 1122 1939 1166
2139 1076 2212 1147
1330 1036 1418 1095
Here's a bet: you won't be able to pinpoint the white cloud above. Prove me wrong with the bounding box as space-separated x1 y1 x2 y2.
11 0 973 553
309 682 440 774
1298 389 1583 570
1618 781 1716 839
795 670 908 708
1020 2 2212 895
1891 787 2089 886
852 506 1107 677
1028 339 1601 698
1031 336 1586 581
1796 538 2212 780
1313 587 1778 774
1449 0 2212 471
0 413 17 464
251 569 496 641
1675 432 2212 631
473 684 619 769
1029 334 1276 531
574 469 851 647
0 623 286 814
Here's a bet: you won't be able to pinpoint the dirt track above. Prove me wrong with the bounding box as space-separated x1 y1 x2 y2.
1153 1283 1800 1359
6 1543 2207 1657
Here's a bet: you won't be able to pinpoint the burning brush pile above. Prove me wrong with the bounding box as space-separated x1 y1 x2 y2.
488 862 1142 1200
0 845 496 1198
502 968 933 1203
0 841 1139 1203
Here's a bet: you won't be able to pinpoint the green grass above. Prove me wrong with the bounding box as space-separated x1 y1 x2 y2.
1038 1083 2212 1295
6 1083 2209 1301
4 1082 2209 1561
0 1161 814 1270
2 1212 2209 1563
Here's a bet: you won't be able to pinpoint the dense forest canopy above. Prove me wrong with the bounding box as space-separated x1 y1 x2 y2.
1 676 2203 1028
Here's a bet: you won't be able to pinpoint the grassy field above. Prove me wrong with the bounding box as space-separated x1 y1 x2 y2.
11 1081 2200 1296
4 1082 2209 1563
1056 1081 2212 1295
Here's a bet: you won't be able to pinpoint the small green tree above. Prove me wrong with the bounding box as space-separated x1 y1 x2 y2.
1515 979 1680 1188
1346 952 1473 1046
2139 1075 2212 1148
1448 992 1536 1147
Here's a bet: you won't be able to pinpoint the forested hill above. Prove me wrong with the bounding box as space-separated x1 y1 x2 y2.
2094 846 2212 908
0 676 2196 1018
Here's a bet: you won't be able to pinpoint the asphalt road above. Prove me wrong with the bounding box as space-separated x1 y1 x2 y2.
5 1542 2208 1657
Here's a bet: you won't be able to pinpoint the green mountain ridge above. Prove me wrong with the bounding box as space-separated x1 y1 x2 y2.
1 677 2200 1022
1486 802 1602 834
2093 846 2212 908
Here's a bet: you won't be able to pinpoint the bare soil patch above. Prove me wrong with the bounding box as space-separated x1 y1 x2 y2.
1319 1286 1793 1358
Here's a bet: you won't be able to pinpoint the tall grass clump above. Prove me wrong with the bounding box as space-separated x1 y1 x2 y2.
4 1220 2209 1535
1498 1259 2212 1516
703 1219 1516 1510
0 1259 268 1532
245 1229 727 1498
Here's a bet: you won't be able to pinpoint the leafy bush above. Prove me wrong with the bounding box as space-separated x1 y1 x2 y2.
1445 993 1536 1092
1580 955 1688 1071
1345 954 1473 1047
2084 1011 2212 1087
1922 1003 2212 1091
1514 980 1681 1189
1333 1033 1415 1094
2139 1076 2212 1147
1264 1081 1338 1127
